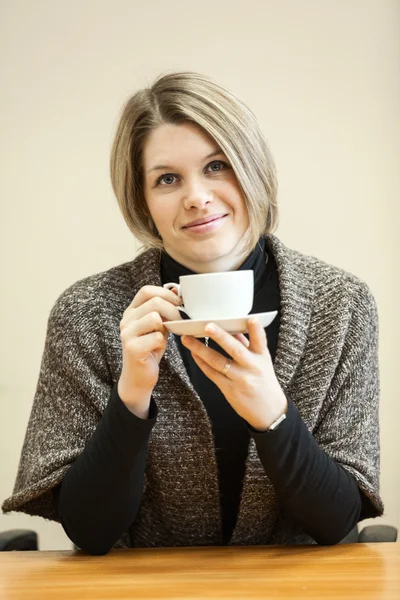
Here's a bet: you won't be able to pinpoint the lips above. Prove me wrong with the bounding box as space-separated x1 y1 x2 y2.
183 213 227 228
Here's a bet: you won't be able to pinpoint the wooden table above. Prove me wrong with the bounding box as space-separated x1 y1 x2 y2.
0 543 399 599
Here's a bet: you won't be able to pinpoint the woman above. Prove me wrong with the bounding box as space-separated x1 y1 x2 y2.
2 71 383 554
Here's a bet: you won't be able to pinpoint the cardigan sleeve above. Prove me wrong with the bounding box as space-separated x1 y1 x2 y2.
1 281 120 521
312 280 383 517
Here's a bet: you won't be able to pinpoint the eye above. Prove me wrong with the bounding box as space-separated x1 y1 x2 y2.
155 160 230 187
156 173 177 186
206 160 229 173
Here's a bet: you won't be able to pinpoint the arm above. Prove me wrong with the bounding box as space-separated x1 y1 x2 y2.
251 281 383 544
249 399 364 544
54 384 157 555
1 280 148 529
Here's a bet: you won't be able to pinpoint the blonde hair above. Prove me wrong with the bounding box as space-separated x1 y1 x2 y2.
110 71 278 255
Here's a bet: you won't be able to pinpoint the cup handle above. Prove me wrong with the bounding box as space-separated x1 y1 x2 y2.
163 282 181 295
163 283 189 317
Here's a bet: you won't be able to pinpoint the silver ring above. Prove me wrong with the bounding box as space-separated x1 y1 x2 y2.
221 361 232 376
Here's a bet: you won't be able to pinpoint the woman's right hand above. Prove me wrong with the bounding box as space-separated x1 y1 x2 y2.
117 286 183 418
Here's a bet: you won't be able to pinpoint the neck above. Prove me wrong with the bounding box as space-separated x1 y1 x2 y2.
163 240 252 274
165 252 249 273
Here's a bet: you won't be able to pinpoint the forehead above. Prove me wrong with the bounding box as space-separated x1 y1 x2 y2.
143 122 220 168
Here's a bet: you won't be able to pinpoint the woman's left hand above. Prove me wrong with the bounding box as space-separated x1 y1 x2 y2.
181 318 288 431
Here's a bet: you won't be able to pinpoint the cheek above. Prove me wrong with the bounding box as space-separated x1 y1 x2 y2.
150 203 176 231
226 181 246 207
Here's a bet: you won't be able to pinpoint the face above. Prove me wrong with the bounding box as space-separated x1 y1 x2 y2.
142 122 250 273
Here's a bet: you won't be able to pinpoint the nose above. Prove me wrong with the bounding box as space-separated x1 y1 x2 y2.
182 179 214 211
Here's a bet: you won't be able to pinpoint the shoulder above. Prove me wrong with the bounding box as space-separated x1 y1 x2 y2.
267 234 377 315
307 252 378 323
48 258 147 329
267 234 378 354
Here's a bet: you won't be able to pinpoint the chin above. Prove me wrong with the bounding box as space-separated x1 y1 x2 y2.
189 240 241 263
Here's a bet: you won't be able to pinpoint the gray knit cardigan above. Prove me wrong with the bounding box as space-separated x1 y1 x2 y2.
2 234 383 547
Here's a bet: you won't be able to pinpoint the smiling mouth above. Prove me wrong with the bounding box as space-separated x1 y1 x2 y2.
183 215 228 229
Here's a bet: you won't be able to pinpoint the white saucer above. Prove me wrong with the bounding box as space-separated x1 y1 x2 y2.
164 311 278 338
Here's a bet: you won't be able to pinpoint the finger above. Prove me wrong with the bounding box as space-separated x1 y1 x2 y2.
247 318 268 354
130 285 182 310
121 311 166 340
233 333 250 348
182 334 239 379
181 335 227 370
124 296 182 326
137 297 183 322
203 323 252 368
181 335 238 375
191 353 232 388
125 330 167 359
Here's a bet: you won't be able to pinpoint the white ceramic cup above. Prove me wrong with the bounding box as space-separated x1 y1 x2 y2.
163 270 254 320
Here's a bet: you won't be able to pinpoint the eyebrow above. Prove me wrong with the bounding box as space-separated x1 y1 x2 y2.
147 149 225 174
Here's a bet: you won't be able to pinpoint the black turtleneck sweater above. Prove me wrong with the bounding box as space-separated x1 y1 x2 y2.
54 238 375 554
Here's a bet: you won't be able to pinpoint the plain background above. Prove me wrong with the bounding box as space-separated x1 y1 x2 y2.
1 0 399 550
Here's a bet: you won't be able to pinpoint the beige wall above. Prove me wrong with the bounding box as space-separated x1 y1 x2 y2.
1 0 399 550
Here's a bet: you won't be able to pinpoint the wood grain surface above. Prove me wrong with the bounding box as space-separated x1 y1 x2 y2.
0 543 399 599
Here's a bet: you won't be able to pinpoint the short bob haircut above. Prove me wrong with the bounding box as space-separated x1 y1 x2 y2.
110 71 279 256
